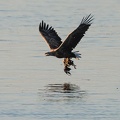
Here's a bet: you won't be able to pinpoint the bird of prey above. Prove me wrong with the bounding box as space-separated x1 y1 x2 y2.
39 14 93 75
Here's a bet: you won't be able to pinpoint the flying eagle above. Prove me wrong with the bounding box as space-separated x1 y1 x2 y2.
39 14 93 75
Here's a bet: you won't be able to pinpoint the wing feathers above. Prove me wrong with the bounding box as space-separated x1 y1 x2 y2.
39 14 93 52
57 14 93 52
81 14 94 24
39 21 62 50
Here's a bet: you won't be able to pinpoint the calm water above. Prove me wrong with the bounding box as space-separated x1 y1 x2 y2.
0 0 120 120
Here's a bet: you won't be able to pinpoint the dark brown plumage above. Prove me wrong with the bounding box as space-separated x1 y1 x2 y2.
39 21 62 50
39 14 93 75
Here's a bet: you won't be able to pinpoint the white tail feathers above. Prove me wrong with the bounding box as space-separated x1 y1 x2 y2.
73 51 81 59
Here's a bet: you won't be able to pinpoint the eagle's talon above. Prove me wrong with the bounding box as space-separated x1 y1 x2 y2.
64 66 71 75
73 65 76 69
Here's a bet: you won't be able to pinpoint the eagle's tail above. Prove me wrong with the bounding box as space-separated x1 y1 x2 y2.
73 51 81 59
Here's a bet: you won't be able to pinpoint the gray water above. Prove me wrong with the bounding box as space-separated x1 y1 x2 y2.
0 0 120 120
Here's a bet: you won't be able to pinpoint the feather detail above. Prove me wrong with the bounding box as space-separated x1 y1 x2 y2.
73 51 81 59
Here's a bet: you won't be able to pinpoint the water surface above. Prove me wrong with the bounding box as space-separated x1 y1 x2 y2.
0 0 120 120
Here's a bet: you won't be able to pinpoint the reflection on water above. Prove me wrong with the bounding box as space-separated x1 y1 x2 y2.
46 83 80 92
38 83 86 102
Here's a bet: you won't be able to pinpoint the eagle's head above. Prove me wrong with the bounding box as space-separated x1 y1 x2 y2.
45 52 55 56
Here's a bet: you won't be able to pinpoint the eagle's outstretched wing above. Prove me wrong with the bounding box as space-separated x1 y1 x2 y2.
39 21 62 50
58 14 93 52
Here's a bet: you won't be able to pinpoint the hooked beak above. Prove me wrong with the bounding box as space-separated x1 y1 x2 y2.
45 52 49 56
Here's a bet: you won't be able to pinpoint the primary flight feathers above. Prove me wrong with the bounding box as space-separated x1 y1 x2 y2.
39 21 62 50
39 14 93 53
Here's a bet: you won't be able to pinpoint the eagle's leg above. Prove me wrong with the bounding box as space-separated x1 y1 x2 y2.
63 58 76 69
64 65 71 75
63 58 77 75
63 58 71 75
63 58 69 66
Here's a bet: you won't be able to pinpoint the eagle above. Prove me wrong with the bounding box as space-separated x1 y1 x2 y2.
39 14 93 75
